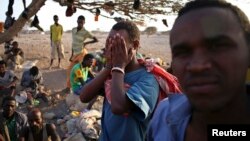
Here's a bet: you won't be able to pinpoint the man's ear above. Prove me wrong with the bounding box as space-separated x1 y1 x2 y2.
133 40 140 50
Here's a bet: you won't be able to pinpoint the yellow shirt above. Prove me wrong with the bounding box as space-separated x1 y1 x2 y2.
72 27 93 55
50 24 63 42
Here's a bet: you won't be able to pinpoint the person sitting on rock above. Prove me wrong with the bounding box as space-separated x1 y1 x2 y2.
19 108 61 141
0 96 28 141
70 53 97 111
21 66 49 104
0 60 18 100
4 41 24 69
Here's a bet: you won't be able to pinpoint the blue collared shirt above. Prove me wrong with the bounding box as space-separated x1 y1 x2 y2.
100 68 159 141
147 94 191 141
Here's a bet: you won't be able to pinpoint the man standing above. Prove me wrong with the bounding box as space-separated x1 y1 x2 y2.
148 1 250 141
65 15 98 93
80 21 159 141
19 108 61 141
49 15 64 69
0 96 28 141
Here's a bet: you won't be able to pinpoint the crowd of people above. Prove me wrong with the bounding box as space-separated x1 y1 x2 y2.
1 0 250 141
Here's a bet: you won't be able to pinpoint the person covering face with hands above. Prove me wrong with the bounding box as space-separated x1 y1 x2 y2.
80 21 159 141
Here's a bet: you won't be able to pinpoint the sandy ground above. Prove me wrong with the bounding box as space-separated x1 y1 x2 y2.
0 31 172 92
0 32 172 139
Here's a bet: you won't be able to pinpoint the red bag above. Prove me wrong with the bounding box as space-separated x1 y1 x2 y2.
138 59 182 102
104 59 182 105
66 5 76 17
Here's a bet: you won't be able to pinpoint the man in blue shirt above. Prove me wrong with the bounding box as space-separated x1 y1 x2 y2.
80 21 159 141
148 1 250 141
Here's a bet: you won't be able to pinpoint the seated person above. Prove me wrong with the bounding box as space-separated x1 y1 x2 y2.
21 66 49 104
4 41 24 69
4 39 13 53
0 96 28 141
70 53 97 110
21 66 43 91
0 60 17 101
70 53 95 95
19 108 61 141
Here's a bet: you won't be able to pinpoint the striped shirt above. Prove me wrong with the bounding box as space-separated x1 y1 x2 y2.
71 27 93 55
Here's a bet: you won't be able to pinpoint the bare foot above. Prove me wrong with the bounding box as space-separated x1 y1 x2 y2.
58 64 61 69
48 66 52 70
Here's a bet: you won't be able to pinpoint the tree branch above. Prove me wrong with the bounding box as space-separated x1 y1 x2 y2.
0 0 46 44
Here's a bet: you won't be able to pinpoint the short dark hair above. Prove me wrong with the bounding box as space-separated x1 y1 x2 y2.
176 0 250 44
111 21 140 42
2 96 16 107
28 108 43 119
12 41 18 45
0 60 6 66
78 15 85 21
53 15 58 20
30 66 39 76
83 53 95 62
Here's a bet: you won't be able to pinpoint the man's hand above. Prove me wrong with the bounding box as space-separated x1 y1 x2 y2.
105 37 113 68
111 33 133 69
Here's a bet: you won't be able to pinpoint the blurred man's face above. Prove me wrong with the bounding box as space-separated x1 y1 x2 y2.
54 16 59 23
0 64 6 73
77 19 85 28
2 100 16 118
107 29 135 60
12 42 18 48
170 8 249 112
28 111 43 134
85 58 94 67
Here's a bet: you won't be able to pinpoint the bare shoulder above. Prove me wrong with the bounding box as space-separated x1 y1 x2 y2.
46 123 57 131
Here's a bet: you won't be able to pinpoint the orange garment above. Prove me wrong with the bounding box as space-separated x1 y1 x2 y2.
66 48 88 88
0 22 3 32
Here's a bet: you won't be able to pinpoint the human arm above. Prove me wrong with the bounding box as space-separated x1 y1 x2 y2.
50 25 52 41
7 76 18 88
47 124 61 141
61 25 63 36
88 70 95 79
78 78 85 86
6 71 18 88
19 113 29 141
110 34 136 115
80 68 110 103
0 134 4 141
4 48 12 54
84 36 98 46
33 73 43 84
18 127 28 141
20 71 27 87
80 37 112 103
